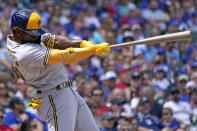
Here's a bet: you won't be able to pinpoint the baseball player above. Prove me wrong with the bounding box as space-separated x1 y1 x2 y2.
6 9 110 131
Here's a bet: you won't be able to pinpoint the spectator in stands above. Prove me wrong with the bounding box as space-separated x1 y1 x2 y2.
162 107 180 130
191 71 197 85
130 117 139 131
14 78 27 99
101 71 117 101
163 88 192 125
130 71 141 97
100 112 117 131
166 42 180 65
121 6 143 27
144 27 159 62
110 98 123 118
142 0 168 31
176 74 190 102
4 97 44 131
107 88 131 117
19 119 41 131
0 82 10 113
0 108 14 131
23 86 37 115
117 120 131 131
121 31 134 58
152 66 170 97
86 98 101 128
36 1 50 26
136 96 164 131
0 22 12 82
84 7 101 29
189 88 197 125
0 7 11 26
141 71 153 87
75 74 87 97
190 61 197 73
116 68 131 89
118 0 129 17
185 81 196 98
83 83 95 99
91 88 110 117
140 86 164 118
0 21 11 47
188 12 197 33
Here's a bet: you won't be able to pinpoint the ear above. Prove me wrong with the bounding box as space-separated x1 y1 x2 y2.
12 27 22 37
12 27 20 32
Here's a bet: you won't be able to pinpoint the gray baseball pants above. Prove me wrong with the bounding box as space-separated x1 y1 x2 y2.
36 87 99 131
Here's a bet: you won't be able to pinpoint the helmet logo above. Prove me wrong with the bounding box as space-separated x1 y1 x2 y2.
38 20 41 28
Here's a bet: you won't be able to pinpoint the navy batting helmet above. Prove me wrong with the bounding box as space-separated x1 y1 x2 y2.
10 9 46 36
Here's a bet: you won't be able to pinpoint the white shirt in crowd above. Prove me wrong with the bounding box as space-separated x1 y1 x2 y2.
163 100 192 125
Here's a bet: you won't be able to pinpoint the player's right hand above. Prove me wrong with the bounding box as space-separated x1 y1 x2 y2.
80 40 110 56
95 42 110 56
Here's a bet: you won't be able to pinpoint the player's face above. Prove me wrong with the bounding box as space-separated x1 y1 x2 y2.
13 27 40 44
21 31 40 44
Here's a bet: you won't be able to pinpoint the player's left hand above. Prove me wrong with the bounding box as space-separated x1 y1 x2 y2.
95 42 110 56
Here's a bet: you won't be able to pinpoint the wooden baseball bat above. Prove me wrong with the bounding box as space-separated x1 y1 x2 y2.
109 30 194 48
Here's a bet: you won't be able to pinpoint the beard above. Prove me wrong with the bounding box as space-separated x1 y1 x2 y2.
21 36 41 44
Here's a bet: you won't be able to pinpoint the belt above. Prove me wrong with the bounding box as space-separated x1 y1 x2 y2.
36 80 72 94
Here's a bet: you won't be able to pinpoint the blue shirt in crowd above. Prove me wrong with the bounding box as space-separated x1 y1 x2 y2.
163 119 180 130
4 111 48 131
136 112 164 131
100 128 117 131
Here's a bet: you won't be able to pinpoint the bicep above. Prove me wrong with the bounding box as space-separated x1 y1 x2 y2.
41 33 81 50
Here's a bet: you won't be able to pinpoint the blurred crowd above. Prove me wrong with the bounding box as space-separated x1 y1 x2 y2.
1 0 197 131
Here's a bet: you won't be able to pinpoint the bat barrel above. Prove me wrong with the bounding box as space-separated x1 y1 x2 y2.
110 30 192 48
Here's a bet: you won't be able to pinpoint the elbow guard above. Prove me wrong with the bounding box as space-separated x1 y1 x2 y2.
41 33 55 48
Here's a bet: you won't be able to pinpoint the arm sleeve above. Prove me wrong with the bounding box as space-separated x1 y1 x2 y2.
48 47 96 64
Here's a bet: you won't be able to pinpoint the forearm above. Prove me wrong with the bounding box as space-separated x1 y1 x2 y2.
54 35 82 49
41 33 82 49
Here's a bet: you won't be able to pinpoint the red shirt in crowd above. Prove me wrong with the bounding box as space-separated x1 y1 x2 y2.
96 104 110 117
0 125 15 131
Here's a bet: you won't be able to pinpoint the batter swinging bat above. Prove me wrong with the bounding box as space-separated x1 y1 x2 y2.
109 30 197 49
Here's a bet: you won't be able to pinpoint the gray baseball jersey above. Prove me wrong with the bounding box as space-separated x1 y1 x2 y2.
6 34 99 131
6 35 69 90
